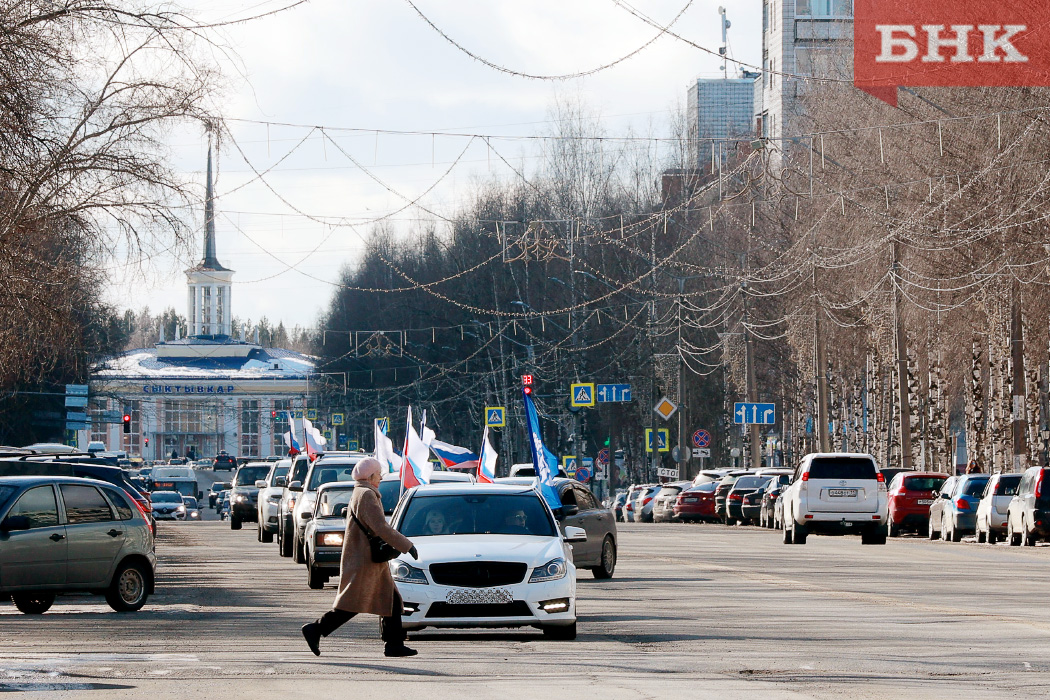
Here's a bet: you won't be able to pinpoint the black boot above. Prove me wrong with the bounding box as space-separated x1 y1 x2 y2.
302 623 322 656
384 642 418 657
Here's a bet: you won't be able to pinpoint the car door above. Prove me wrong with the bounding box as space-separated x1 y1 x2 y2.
572 484 607 565
556 484 593 563
0 484 66 588
60 483 125 586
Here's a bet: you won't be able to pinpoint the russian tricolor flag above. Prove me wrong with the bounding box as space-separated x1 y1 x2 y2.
429 439 479 471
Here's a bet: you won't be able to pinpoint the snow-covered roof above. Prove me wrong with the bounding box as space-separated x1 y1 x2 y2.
91 343 316 381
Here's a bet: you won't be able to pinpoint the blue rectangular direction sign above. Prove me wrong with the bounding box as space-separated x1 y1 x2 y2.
734 402 776 425
596 384 632 403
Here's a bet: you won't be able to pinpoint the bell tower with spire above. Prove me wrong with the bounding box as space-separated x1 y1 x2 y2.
186 136 234 337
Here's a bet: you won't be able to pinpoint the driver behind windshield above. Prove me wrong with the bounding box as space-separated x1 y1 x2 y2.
504 508 528 534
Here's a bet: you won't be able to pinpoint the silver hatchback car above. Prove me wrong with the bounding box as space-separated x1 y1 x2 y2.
0 476 156 614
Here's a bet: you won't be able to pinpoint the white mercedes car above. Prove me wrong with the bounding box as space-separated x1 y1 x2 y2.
390 483 585 639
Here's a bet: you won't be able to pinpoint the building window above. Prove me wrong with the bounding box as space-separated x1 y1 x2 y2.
796 0 852 17
216 286 225 332
272 399 291 455
90 399 109 446
240 400 260 457
201 286 212 334
163 400 222 435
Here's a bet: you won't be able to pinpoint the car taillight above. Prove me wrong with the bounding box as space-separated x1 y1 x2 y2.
770 493 778 500
1037 471 1045 499
956 498 970 510
729 493 743 501
801 472 809 481
625 503 633 511
876 472 885 483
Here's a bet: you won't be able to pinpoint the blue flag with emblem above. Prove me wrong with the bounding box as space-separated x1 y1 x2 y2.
522 387 562 511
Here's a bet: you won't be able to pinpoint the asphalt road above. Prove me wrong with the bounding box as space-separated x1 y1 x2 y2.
4 518 1050 698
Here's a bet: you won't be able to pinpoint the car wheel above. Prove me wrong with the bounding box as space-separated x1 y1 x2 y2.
592 536 616 579
11 593 55 615
230 516 242 531
949 518 961 543
542 622 577 640
1023 519 1037 546
1008 518 1021 546
260 527 274 543
792 520 807 545
928 516 940 540
888 521 900 538
783 519 793 544
105 561 150 612
279 524 293 557
977 528 987 544
307 564 326 590
987 528 998 545
293 535 305 564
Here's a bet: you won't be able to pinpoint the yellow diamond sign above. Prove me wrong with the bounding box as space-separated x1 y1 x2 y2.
653 397 678 421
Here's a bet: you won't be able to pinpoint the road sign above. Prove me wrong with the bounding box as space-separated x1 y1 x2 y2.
65 384 88 396
576 466 591 482
331 413 345 426
376 417 389 434
563 455 578 477
337 433 348 449
653 397 678 421
306 408 318 421
645 428 670 453
594 461 607 480
347 439 360 451
323 430 332 442
596 384 632 403
485 406 506 427
692 429 711 448
734 402 776 425
692 447 712 458
657 467 679 479
64 395 88 408
570 383 595 408
597 448 610 464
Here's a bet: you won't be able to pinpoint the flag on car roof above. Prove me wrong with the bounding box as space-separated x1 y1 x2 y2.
400 406 433 491
521 387 562 510
302 417 327 461
429 439 479 471
476 426 497 484
284 412 301 456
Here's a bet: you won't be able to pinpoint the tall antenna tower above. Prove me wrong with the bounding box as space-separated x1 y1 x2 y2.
718 6 731 79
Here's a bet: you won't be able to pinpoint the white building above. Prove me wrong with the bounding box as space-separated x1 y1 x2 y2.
89 145 316 461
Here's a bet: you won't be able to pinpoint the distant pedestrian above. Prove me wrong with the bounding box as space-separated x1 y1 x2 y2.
301 457 419 658
966 459 983 474
170 449 179 460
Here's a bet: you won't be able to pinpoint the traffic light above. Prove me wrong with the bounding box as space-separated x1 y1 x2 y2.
522 374 533 396
122 414 131 434
271 410 277 418
144 437 149 447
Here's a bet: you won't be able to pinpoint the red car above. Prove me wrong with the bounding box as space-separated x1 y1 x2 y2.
886 471 948 536
674 482 718 522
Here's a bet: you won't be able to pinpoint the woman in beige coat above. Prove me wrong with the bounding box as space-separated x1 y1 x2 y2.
301 458 418 657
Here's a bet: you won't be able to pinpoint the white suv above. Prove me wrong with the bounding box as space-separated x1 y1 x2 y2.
255 459 291 543
780 453 888 545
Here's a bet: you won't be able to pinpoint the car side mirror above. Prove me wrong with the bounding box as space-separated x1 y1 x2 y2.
1 515 30 532
255 480 267 489
275 476 287 487
559 504 579 518
289 480 303 492
302 512 312 521
563 526 587 543
940 492 951 499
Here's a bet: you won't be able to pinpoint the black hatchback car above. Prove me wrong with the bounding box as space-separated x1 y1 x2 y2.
213 453 238 472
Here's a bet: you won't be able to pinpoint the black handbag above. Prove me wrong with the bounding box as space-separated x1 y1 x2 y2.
351 512 399 563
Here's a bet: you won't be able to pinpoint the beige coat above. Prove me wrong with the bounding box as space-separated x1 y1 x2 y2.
333 482 415 616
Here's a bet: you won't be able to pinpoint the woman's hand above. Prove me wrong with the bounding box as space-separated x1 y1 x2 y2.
408 545 419 560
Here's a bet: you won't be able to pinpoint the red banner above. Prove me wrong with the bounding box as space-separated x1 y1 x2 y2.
854 0 1050 106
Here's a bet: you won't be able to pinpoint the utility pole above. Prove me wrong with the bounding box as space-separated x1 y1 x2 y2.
742 280 761 469
1011 279 1027 472
677 277 688 479
813 268 831 452
892 241 913 469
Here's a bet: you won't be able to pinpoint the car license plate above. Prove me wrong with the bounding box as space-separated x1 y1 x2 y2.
685 498 698 503
828 489 858 498
445 588 513 605
917 499 934 505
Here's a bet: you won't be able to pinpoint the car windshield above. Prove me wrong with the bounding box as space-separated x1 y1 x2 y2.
153 491 181 503
718 475 740 487
0 484 18 511
400 493 556 537
808 457 877 480
235 466 271 486
308 462 359 490
270 466 290 482
289 458 309 485
658 487 682 497
317 487 355 517
734 476 768 489
689 483 718 493
378 479 402 513
182 497 198 508
959 478 989 497
995 475 1021 496
903 476 946 491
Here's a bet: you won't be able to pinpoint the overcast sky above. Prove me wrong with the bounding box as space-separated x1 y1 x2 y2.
105 0 762 330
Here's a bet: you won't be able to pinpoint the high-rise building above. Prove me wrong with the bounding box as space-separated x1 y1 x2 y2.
759 0 853 143
687 73 760 171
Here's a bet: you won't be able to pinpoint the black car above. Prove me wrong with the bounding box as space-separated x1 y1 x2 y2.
213 453 237 471
227 463 271 530
759 475 791 529
714 471 750 523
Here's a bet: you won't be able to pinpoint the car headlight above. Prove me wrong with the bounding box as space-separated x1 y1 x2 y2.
390 560 429 585
234 494 247 503
176 505 186 513
190 512 200 519
529 558 567 583
317 532 344 547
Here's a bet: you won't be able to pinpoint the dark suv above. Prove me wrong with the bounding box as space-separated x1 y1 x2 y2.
213 453 237 472
1006 467 1050 546
227 463 273 530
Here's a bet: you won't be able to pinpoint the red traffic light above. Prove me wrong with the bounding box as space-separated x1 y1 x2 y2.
123 414 131 423
122 413 131 434
271 410 277 418
523 385 533 396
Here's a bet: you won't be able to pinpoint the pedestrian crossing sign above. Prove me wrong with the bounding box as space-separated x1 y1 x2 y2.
485 406 506 428
645 428 670 453
570 382 596 408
